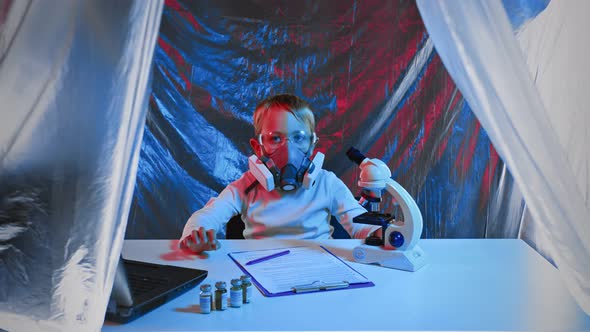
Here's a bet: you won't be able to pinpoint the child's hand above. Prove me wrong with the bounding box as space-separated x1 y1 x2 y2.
179 227 220 254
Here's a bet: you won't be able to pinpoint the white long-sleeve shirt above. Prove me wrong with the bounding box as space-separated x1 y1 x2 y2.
180 169 379 241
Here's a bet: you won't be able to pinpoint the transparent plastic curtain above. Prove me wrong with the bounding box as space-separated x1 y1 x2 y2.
515 0 590 268
416 0 590 314
0 0 163 331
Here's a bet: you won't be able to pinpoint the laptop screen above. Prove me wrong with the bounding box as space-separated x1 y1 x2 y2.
106 257 207 323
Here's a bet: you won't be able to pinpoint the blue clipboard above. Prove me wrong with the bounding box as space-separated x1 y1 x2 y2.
228 245 374 297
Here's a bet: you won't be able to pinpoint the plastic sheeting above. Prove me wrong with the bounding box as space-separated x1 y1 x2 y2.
0 1 163 331
127 0 506 242
516 0 590 267
417 0 590 315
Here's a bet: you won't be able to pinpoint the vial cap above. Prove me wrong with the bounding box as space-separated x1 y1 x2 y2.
215 281 226 289
231 278 242 286
240 275 252 283
200 284 211 291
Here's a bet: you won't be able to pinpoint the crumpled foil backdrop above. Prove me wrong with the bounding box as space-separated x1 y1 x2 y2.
126 0 512 240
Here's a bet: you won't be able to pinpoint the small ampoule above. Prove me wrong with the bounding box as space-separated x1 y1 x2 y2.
214 281 228 311
199 284 212 314
240 275 252 303
230 278 243 308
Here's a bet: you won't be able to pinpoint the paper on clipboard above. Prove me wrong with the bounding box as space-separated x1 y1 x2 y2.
228 245 374 296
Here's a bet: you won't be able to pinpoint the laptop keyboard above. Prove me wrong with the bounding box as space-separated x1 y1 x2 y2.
128 273 169 298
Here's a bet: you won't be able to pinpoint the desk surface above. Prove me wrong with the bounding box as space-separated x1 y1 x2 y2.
102 239 590 331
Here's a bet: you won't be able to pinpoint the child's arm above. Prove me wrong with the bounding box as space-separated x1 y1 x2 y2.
179 183 243 252
327 172 380 239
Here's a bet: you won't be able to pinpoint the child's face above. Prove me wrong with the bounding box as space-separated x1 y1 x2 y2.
250 107 312 157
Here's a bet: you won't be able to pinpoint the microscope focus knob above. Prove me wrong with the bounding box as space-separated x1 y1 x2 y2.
388 231 404 248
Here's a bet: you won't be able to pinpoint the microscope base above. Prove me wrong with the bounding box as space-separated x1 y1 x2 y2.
352 244 426 272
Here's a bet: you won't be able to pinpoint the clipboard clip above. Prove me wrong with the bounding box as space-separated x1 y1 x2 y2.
291 280 350 293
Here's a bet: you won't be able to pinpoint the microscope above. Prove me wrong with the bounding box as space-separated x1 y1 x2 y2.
346 147 426 272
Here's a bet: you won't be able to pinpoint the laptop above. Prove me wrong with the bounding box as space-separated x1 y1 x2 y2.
105 256 208 323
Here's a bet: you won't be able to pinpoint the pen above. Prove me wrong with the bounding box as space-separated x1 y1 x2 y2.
245 249 290 265
292 281 350 293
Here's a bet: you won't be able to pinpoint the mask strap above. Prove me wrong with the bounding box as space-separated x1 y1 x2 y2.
244 179 259 195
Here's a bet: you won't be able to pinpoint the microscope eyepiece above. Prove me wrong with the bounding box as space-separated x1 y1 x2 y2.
346 147 366 165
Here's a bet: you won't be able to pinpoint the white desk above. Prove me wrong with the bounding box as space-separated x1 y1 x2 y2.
102 239 590 331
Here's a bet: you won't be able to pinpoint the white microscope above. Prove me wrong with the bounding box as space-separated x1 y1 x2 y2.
346 147 426 272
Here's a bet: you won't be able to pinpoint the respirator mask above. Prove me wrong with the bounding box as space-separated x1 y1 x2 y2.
248 130 324 192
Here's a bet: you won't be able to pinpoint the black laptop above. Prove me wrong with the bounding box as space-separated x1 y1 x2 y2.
105 257 207 323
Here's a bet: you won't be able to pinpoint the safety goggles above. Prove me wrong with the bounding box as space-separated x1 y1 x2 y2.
257 130 318 152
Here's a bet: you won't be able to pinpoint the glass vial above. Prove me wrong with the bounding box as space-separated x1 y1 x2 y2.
214 281 228 311
240 275 252 304
230 278 243 308
199 284 212 314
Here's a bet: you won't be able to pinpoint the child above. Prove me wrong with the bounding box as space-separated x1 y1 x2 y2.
180 94 379 253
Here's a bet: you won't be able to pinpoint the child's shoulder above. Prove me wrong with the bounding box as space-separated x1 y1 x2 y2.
317 168 336 179
314 169 344 186
227 171 257 190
